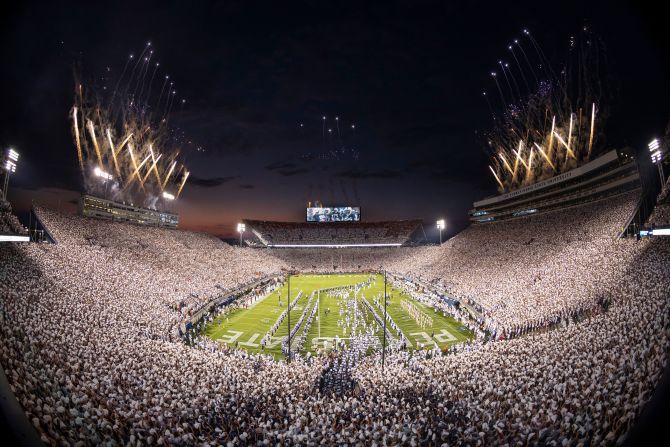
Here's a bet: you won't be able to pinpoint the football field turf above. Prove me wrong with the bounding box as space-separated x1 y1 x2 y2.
204 273 473 359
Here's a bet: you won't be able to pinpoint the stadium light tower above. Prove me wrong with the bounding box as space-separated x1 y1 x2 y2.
93 166 113 181
2 148 19 200
162 192 175 211
93 166 114 199
237 222 246 247
436 219 446 244
286 266 295 363
649 138 665 185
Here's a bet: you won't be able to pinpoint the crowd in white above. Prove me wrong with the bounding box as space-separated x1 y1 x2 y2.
243 219 420 246
648 176 670 226
0 191 668 445
382 192 646 337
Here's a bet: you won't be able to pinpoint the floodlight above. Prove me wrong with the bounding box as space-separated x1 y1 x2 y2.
5 160 16 173
93 166 113 180
651 150 662 164
162 191 175 200
648 138 665 184
237 223 246 247
436 219 445 244
8 148 19 161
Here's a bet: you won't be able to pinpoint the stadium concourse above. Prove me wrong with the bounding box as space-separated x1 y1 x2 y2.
1 192 669 445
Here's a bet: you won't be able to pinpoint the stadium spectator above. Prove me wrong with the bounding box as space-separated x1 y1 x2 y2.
0 192 668 445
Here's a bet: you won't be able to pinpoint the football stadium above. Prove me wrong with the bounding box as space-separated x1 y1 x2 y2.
1 3 670 446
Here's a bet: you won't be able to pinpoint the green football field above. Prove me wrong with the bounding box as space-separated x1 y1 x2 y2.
204 273 473 359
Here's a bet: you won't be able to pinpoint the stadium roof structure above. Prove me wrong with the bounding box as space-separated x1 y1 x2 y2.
470 149 641 225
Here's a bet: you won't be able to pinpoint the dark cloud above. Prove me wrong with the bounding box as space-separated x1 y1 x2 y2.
265 161 297 171
407 159 436 169
1 1 669 240
384 124 454 149
277 168 310 177
335 168 404 179
430 164 484 183
188 175 237 188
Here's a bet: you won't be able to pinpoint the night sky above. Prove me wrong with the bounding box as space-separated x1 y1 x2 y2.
1 0 668 239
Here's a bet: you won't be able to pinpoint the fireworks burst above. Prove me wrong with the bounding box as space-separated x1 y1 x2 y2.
71 42 195 209
299 115 360 162
482 27 609 192
293 114 361 205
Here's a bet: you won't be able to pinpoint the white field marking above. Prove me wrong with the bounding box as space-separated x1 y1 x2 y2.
409 331 438 349
434 328 457 343
221 332 284 349
264 336 284 349
408 329 458 348
219 330 243 344
238 333 260 347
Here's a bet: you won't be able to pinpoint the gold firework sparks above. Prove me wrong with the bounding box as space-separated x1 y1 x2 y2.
534 143 555 171
106 128 121 178
71 48 195 207
176 170 190 198
161 161 177 190
86 120 103 168
489 165 504 189
72 107 84 171
482 28 606 192
588 102 596 158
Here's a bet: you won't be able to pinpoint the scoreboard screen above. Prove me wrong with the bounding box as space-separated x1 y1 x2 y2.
306 207 361 222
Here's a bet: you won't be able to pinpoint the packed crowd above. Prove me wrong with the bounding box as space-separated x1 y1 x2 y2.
381 192 644 336
243 219 421 246
648 176 670 226
31 206 285 334
0 192 668 445
353 236 669 445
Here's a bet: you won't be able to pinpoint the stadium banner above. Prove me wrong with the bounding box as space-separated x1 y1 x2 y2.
306 206 360 222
